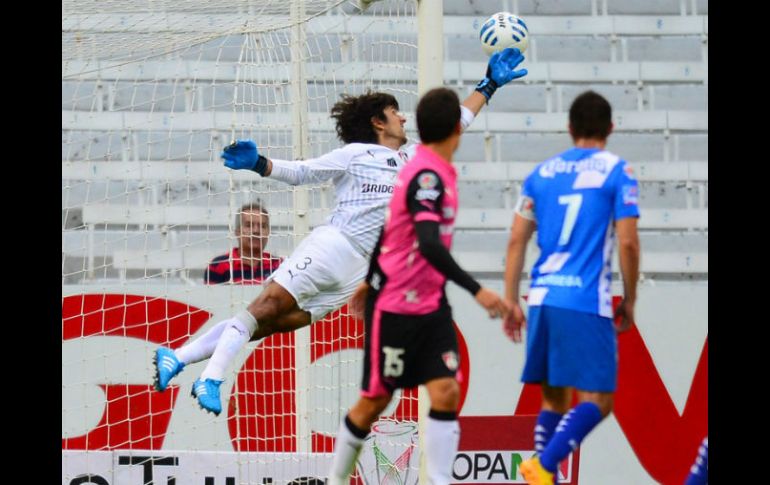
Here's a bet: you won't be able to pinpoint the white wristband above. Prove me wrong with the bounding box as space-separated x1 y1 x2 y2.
460 105 476 131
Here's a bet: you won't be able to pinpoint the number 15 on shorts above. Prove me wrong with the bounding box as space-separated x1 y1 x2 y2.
383 346 405 377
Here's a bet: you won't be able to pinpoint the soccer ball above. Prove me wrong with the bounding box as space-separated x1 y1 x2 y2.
479 12 529 56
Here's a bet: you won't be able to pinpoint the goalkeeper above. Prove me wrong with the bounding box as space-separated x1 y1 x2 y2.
153 47 528 415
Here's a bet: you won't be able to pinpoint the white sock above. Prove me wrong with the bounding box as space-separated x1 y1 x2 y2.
174 320 228 365
328 416 367 485
199 312 256 381
424 413 460 485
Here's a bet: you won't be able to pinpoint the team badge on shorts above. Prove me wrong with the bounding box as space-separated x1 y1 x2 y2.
442 351 459 371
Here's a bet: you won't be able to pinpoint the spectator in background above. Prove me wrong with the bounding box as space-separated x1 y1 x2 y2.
204 201 282 285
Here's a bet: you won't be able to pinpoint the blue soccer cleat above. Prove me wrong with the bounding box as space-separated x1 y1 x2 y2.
191 378 224 415
153 347 185 392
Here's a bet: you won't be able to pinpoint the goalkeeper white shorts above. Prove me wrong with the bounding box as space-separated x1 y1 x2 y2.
268 225 368 322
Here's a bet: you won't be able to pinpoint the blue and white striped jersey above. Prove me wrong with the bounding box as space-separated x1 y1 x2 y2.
515 147 640 318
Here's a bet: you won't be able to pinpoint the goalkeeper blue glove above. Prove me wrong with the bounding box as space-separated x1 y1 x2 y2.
475 47 528 102
221 140 269 176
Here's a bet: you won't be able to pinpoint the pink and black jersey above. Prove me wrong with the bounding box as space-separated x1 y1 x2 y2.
204 248 283 285
372 144 459 315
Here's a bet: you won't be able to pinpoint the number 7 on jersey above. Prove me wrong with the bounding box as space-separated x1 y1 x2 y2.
557 194 583 246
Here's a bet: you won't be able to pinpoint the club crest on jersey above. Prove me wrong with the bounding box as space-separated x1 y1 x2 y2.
418 172 439 189
442 351 459 371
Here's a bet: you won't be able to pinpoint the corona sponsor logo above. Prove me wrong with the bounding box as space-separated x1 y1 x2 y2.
539 157 608 178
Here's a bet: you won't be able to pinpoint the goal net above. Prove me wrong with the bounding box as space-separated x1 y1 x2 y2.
62 1 422 483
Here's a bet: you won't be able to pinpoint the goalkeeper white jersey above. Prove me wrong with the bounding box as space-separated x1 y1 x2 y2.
268 143 416 257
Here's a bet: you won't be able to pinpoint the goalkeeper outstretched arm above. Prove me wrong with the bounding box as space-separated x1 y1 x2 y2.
220 140 349 185
456 46 528 133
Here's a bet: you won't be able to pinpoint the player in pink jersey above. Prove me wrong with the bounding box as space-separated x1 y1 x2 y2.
327 88 511 485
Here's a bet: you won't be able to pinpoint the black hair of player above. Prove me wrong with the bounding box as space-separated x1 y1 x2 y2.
569 90 612 140
416 87 461 143
331 91 400 144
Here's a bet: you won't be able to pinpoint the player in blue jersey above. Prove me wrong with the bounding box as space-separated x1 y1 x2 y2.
503 91 641 485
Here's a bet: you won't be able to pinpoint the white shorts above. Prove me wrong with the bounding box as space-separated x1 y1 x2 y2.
268 225 369 322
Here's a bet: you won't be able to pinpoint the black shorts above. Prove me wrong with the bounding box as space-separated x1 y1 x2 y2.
361 301 459 398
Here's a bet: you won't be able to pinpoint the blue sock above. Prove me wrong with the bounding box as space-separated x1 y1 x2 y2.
539 402 603 473
535 410 563 483
684 437 708 485
535 410 563 454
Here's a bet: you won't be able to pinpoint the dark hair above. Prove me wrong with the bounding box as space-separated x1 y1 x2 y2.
330 91 399 144
235 200 268 231
416 87 461 143
569 90 612 140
